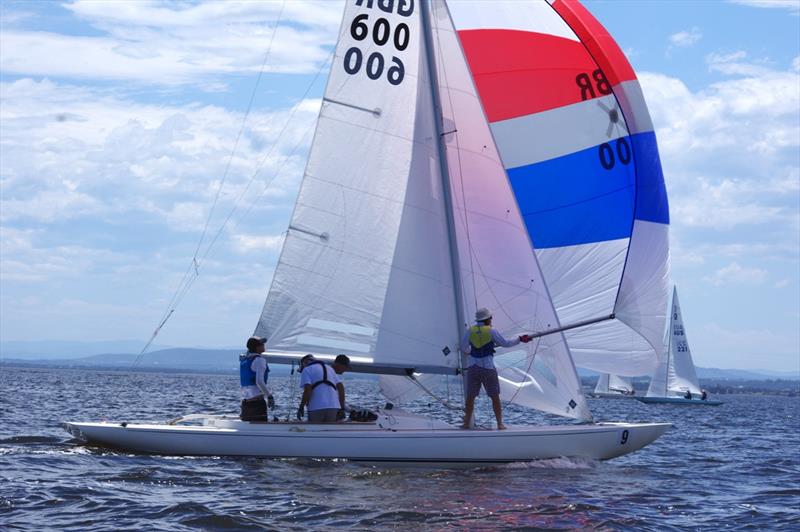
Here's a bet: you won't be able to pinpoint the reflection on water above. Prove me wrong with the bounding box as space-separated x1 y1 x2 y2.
1 366 798 530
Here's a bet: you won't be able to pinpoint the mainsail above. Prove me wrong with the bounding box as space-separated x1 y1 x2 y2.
446 0 671 376
255 0 591 421
647 286 702 397
255 0 461 371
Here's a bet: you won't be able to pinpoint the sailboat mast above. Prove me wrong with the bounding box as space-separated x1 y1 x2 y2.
419 0 469 400
665 289 674 396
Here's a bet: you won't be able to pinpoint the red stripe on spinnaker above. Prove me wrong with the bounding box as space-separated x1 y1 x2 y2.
457 29 602 123
551 0 636 88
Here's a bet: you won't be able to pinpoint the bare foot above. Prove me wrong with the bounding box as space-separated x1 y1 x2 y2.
497 424 507 430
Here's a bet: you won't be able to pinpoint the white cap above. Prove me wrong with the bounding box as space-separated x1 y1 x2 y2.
475 308 492 322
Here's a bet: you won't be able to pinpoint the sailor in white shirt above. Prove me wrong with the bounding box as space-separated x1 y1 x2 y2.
297 354 351 423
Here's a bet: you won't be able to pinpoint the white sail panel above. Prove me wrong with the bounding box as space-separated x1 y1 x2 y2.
594 373 633 394
647 286 702 397
256 1 460 369
430 0 590 421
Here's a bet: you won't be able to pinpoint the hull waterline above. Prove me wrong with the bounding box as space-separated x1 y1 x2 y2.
63 412 670 465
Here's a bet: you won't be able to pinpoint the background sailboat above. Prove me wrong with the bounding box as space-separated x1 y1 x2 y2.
592 373 635 398
637 286 723 406
64 0 671 462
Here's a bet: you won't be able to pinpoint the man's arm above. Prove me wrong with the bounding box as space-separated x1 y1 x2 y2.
297 385 311 420
254 357 271 397
491 329 521 348
337 382 346 411
460 329 472 354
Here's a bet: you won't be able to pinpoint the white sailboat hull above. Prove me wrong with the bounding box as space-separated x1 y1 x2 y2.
64 411 670 464
636 397 723 406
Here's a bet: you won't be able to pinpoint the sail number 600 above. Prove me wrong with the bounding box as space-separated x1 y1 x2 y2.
344 13 408 85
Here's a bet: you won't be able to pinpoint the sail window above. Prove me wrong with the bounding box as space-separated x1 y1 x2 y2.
296 334 371 353
306 318 375 337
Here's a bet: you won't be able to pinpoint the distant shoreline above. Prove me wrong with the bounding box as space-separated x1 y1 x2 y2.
2 361 796 395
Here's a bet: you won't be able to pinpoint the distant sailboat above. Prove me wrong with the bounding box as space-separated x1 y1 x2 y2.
592 373 635 398
637 287 723 406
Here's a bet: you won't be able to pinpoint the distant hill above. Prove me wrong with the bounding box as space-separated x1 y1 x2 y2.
0 339 174 359
2 347 297 375
3 340 797 380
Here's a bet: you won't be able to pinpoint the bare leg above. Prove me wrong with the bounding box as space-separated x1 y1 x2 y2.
461 396 476 428
490 395 505 430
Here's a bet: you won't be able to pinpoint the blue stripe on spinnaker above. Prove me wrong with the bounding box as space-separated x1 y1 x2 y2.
507 131 669 249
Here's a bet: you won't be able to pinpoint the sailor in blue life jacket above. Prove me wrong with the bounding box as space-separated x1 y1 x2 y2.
297 354 351 423
239 336 275 421
460 308 532 430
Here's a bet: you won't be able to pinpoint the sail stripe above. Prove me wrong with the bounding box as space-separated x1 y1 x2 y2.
490 94 627 169
551 0 637 88
457 29 636 122
507 131 668 248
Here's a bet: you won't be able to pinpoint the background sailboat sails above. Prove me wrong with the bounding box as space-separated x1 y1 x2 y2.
446 0 671 378
594 373 634 396
255 0 590 421
647 286 702 398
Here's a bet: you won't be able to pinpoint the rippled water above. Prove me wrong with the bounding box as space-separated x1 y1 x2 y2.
2 366 798 530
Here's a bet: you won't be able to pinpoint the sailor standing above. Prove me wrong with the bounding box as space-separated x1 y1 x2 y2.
460 308 531 430
239 336 274 421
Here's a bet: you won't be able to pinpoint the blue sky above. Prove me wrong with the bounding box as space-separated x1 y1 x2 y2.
1 0 798 372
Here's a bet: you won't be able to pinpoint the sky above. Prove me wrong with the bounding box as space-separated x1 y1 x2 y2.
1 0 798 373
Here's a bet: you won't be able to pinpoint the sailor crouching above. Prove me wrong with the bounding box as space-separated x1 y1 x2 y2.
240 336 275 421
297 354 351 423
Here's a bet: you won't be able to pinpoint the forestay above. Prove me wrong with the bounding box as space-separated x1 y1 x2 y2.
446 0 671 376
647 286 702 397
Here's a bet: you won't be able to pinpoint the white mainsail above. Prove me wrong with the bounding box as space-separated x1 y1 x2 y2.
647 286 702 397
255 0 460 371
256 0 590 421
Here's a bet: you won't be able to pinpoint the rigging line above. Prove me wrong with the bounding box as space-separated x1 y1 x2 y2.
131 4 287 369
406 376 462 411
196 51 334 267
192 0 287 263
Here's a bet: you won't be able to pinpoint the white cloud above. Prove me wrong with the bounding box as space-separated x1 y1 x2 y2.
703 262 769 286
231 233 286 254
774 279 790 288
729 0 800 14
640 54 799 235
0 78 319 226
669 27 702 48
1 1 343 84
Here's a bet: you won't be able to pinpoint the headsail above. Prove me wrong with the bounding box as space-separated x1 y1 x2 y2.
647 286 702 397
255 0 460 372
428 0 590 420
446 0 671 376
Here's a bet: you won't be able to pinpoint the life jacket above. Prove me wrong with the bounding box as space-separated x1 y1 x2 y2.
239 353 269 387
469 325 495 358
306 360 337 390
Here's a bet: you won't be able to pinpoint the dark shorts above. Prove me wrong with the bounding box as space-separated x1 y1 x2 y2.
466 366 500 400
240 397 267 421
308 408 340 423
